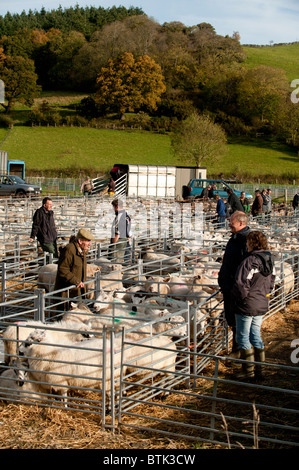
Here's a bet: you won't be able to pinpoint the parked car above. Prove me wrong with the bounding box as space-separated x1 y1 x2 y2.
0 175 42 197
182 179 253 200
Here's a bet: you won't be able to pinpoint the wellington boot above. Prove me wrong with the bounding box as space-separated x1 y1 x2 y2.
234 349 255 380
254 348 266 380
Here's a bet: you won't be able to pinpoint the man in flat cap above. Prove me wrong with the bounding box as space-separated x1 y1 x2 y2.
53 228 94 311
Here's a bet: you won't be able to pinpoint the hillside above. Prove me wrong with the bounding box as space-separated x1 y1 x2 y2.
1 126 298 182
243 43 299 81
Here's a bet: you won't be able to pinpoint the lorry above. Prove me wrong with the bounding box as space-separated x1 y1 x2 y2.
0 151 41 197
182 178 253 200
0 151 25 179
107 164 207 198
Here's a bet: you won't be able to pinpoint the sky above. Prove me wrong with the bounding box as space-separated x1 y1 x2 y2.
0 0 298 45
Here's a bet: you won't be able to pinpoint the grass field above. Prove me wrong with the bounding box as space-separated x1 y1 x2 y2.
1 126 298 182
0 43 298 182
243 43 299 81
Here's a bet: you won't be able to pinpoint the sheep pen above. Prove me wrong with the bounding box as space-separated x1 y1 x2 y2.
0 195 298 449
0 300 297 449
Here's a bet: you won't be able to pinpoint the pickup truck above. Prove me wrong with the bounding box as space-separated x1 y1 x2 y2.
182 179 253 200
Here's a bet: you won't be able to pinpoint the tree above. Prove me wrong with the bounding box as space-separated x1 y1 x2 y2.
171 112 227 166
237 65 289 124
0 54 41 112
95 52 166 118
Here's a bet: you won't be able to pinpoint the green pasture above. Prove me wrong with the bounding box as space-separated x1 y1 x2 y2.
0 126 298 182
243 43 299 82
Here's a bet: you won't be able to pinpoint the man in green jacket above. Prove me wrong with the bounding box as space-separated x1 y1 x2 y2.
54 228 94 310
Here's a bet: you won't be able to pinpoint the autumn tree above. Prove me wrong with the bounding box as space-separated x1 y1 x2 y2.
237 65 290 124
171 112 227 166
0 54 41 112
95 52 166 118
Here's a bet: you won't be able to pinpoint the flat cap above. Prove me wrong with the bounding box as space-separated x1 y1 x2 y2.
76 228 95 241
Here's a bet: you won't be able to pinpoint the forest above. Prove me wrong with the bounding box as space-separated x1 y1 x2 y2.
0 5 298 154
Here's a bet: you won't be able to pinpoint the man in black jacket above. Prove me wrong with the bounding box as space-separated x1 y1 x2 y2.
218 211 250 354
226 188 244 214
30 197 58 258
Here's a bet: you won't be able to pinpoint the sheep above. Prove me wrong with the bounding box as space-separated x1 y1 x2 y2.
2 318 93 365
37 264 58 292
123 332 178 380
0 362 44 403
273 260 295 295
93 289 122 313
62 302 95 324
144 276 170 296
17 327 177 406
18 329 123 406
95 266 124 292
37 262 102 296
90 307 187 338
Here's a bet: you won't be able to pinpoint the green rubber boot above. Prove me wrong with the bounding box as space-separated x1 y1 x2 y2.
254 348 265 380
235 348 255 380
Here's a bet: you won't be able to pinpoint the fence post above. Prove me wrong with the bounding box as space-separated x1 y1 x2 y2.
137 258 143 280
1 262 6 317
209 357 219 442
34 288 45 322
94 270 101 299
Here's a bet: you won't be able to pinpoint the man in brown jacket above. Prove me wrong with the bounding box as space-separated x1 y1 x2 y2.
251 190 263 218
54 228 94 309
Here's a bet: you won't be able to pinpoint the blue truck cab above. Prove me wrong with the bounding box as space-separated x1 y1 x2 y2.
182 179 253 200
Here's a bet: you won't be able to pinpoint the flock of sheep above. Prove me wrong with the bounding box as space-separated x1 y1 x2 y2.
0 196 298 412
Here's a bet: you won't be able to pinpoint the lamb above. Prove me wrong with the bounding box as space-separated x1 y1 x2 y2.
2 318 93 365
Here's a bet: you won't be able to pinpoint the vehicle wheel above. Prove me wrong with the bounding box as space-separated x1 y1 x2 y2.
15 190 27 198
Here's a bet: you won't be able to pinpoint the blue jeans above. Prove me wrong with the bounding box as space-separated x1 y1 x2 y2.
235 314 264 350
217 215 226 228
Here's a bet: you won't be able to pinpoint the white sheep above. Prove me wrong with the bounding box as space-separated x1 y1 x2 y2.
62 302 95 324
0 362 44 403
273 260 295 295
18 327 177 406
144 276 170 296
37 264 58 292
18 329 122 406
2 318 93 365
